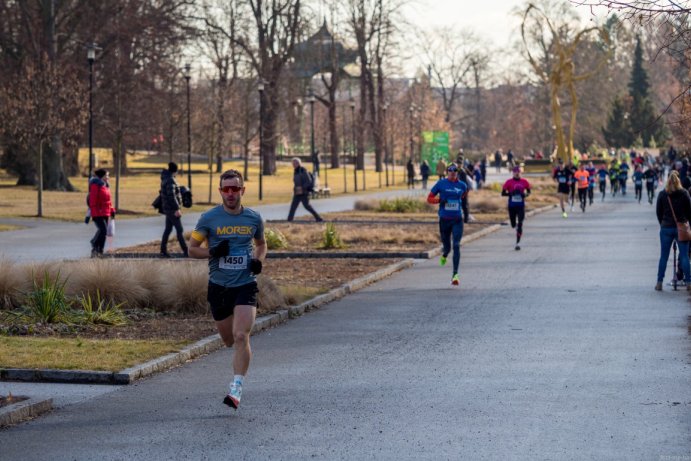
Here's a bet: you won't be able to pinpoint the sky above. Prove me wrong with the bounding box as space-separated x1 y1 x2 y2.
398 0 611 78
406 0 608 49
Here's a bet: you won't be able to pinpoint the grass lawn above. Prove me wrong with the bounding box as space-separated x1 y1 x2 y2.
0 336 190 372
0 224 24 232
0 149 408 222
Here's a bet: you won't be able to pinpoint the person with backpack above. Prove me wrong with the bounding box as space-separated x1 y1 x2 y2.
159 162 188 257
88 168 116 258
287 157 323 222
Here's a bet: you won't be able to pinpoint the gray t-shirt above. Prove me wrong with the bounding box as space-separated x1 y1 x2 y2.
192 205 264 287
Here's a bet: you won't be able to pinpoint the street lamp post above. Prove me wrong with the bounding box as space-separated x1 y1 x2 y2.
307 87 316 177
87 44 97 183
258 80 265 200
341 102 347 193
350 98 357 192
382 103 389 187
409 104 415 162
183 63 192 192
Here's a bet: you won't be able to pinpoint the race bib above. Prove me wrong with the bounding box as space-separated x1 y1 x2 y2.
558 177 566 184
219 250 248 270
635 180 642 185
511 194 523 203
444 200 460 211
646 178 654 183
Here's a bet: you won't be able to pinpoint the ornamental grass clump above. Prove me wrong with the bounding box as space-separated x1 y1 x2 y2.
0 259 24 309
75 290 128 326
21 270 72 324
265 227 289 250
319 222 344 249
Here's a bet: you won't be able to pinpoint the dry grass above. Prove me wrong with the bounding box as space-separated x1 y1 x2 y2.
0 150 408 222
0 259 286 315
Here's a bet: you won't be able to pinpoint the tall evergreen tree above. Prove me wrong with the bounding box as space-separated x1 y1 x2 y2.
602 95 632 148
628 36 669 146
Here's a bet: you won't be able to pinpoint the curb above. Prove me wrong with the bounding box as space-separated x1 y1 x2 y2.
0 259 414 385
0 397 53 428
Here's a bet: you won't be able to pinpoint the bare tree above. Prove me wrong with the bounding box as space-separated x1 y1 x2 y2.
0 56 87 215
521 1 611 162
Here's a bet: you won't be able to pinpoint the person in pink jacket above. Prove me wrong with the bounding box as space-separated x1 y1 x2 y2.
88 168 116 257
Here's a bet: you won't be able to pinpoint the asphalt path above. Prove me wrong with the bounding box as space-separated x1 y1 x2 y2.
1 191 689 460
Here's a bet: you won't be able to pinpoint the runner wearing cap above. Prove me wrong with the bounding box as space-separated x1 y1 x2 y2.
427 163 469 286
502 166 531 250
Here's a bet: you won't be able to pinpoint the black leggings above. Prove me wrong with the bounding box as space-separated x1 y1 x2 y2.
91 216 108 254
509 206 525 240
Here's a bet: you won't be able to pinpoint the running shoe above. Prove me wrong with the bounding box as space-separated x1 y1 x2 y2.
515 244 521 251
439 255 447 267
223 383 242 409
562 212 568 218
451 273 459 286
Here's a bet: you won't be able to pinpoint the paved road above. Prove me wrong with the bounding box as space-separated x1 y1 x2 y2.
1 193 688 460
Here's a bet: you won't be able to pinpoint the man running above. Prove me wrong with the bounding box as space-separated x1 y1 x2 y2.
609 163 620 197
632 165 644 203
619 160 630 196
428 163 468 286
501 166 531 250
567 161 577 211
597 163 609 202
553 161 571 218
188 169 267 410
585 161 597 206
644 165 658 204
573 163 590 212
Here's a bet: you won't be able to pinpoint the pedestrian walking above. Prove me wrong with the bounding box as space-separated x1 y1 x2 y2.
188 169 267 409
88 169 115 258
501 166 531 250
420 160 430 190
427 163 468 286
159 162 188 258
494 149 502 173
287 158 323 222
406 159 416 189
436 158 447 180
655 171 691 291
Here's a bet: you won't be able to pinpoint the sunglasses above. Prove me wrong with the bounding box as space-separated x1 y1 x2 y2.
219 185 243 193
447 167 458 172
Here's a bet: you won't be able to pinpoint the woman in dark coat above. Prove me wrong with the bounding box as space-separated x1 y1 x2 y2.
655 171 691 290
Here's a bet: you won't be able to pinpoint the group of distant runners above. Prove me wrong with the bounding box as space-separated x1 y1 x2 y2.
552 159 664 217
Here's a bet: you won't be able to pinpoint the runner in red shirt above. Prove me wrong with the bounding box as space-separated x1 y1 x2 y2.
502 166 531 250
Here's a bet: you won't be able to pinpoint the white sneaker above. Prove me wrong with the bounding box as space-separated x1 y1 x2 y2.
223 383 242 409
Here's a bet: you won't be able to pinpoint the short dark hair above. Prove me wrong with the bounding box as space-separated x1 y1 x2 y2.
219 169 244 186
168 162 178 173
94 169 107 178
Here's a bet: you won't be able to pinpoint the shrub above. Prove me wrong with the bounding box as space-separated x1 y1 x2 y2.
378 197 433 213
66 260 150 308
265 227 289 250
152 261 208 313
319 222 344 249
75 290 128 326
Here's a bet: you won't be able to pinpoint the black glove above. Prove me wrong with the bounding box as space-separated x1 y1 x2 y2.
209 239 230 258
249 258 263 275
439 199 447 207
110 210 116 218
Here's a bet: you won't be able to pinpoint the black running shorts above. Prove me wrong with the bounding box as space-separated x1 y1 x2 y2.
207 281 258 321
